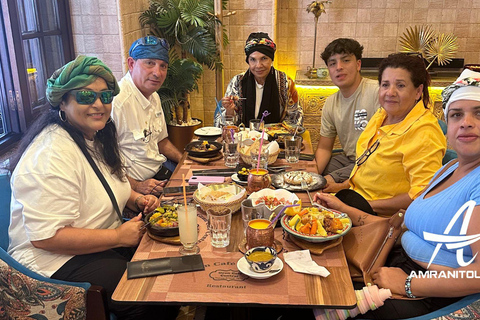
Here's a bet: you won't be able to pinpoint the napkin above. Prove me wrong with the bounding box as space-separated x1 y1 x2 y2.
283 250 330 277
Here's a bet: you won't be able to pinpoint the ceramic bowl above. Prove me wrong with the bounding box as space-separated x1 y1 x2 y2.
248 188 299 219
185 140 222 158
244 246 277 273
144 207 179 237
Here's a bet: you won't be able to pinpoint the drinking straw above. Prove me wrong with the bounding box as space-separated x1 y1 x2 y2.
256 111 271 172
268 203 300 228
230 128 235 142
214 98 225 124
293 125 299 138
182 174 189 224
256 128 265 172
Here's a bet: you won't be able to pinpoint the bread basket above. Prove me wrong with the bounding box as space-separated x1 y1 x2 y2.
238 140 280 166
193 183 247 214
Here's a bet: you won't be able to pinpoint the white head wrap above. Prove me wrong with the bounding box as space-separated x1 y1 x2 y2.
442 68 480 121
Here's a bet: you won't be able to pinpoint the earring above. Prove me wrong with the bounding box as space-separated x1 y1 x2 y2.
106 117 112 124
59 110 67 122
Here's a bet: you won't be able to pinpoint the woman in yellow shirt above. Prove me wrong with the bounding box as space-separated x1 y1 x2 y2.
335 53 446 216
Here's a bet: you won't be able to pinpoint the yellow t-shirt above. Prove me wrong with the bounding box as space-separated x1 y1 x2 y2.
349 101 446 201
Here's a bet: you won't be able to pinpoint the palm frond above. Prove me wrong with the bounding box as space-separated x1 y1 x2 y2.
398 25 435 56
180 0 211 27
161 57 204 98
425 33 459 66
180 27 218 69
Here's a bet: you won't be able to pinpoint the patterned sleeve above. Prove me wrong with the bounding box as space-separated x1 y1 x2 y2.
283 76 303 126
214 74 243 127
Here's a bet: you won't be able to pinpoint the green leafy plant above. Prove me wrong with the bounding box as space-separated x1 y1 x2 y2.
140 0 229 125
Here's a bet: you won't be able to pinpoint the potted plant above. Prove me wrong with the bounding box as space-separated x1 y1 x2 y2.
140 0 228 150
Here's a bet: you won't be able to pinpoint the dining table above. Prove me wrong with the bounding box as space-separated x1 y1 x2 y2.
112 130 357 312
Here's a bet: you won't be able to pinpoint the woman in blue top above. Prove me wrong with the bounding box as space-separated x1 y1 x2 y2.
315 68 480 319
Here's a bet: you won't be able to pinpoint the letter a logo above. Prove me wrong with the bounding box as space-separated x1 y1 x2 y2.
423 200 480 268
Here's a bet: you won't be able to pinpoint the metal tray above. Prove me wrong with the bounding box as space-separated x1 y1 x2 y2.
271 171 326 191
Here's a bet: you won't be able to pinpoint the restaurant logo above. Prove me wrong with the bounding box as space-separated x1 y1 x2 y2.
411 200 480 279
209 269 248 281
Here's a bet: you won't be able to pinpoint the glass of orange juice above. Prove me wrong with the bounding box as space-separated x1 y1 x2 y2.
246 219 274 249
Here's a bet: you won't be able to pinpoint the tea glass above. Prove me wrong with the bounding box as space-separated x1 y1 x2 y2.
177 203 200 255
250 148 269 170
223 140 239 168
241 199 267 234
247 168 271 193
246 219 274 249
206 208 232 248
285 135 302 163
249 119 263 131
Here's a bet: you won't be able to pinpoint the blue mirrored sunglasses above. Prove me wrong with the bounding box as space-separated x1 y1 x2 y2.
131 36 169 52
69 90 114 105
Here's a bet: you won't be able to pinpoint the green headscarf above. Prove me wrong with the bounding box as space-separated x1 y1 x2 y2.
46 55 120 107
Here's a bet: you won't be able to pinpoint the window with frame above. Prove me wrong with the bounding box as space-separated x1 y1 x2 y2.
0 0 74 152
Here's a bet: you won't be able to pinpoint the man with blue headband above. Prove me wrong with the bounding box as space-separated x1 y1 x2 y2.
112 36 183 197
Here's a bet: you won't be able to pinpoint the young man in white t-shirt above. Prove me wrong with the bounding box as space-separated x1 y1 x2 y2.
315 38 380 192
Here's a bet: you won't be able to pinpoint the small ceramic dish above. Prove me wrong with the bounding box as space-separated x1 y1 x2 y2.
244 246 277 273
231 174 247 185
237 256 283 280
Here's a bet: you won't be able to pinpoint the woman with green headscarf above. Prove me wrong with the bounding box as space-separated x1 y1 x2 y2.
7 56 176 319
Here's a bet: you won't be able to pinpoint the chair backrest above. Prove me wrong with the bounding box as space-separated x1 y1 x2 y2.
437 119 458 165
438 119 447 135
0 173 12 251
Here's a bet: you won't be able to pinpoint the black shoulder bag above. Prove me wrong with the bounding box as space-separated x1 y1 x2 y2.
68 132 123 223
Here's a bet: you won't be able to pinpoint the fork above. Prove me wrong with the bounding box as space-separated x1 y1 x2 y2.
301 179 314 206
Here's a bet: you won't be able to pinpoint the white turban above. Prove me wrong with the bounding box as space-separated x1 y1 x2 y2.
442 68 480 120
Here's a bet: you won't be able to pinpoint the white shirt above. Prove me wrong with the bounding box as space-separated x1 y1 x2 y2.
112 72 169 181
8 125 130 277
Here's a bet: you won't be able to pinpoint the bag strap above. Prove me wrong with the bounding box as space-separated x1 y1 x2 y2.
68 132 124 223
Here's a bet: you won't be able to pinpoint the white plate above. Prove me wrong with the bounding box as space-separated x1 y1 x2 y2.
194 127 222 137
237 256 283 279
231 173 247 185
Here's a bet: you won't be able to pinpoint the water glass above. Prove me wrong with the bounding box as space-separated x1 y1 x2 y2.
207 208 232 248
178 203 200 255
249 119 263 131
223 141 239 168
250 148 269 169
285 135 302 163
241 199 267 234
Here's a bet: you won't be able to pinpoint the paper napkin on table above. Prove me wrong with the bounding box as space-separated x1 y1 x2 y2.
283 250 330 277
